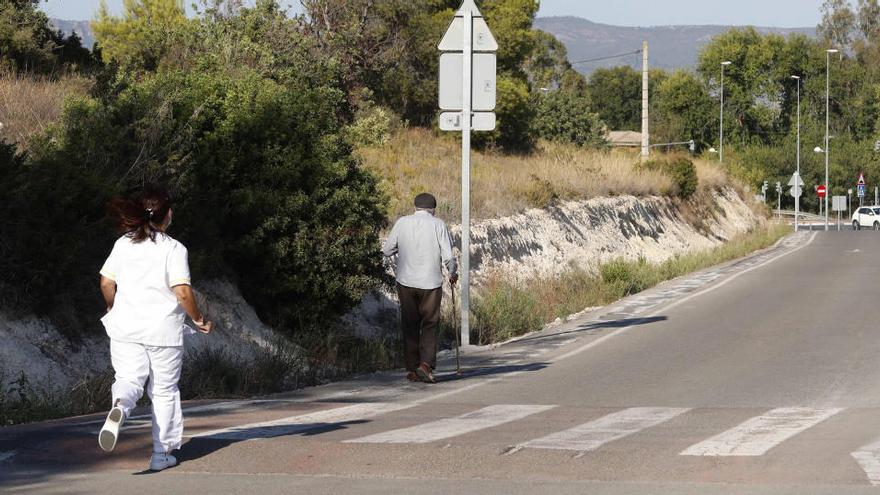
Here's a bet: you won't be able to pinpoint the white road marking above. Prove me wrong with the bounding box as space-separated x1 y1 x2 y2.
680 407 842 456
851 435 880 485
552 232 817 364
520 407 690 453
0 450 17 463
192 402 414 441
73 399 302 427
61 233 813 445
346 404 555 444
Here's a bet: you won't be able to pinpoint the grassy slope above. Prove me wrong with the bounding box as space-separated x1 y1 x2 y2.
0 71 92 149
358 128 733 223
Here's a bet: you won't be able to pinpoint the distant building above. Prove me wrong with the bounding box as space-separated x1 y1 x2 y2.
606 131 641 148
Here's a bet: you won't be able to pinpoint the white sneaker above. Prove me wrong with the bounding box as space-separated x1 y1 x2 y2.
98 403 125 452
149 452 178 471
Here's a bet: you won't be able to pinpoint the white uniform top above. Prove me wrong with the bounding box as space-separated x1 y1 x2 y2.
99 233 192 347
382 211 457 290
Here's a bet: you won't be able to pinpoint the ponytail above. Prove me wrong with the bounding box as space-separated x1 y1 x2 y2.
107 184 173 243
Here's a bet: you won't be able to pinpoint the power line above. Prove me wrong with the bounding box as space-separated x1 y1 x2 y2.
570 49 642 66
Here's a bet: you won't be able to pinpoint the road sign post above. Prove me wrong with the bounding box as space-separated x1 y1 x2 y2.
833 196 846 231
776 181 782 216
439 0 497 347
857 172 866 207
789 171 803 231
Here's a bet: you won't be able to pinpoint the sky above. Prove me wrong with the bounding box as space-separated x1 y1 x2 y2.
40 0 825 28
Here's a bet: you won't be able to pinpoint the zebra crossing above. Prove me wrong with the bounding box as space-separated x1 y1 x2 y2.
183 401 880 484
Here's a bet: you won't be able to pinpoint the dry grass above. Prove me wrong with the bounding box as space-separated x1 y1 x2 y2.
358 128 731 222
0 71 92 149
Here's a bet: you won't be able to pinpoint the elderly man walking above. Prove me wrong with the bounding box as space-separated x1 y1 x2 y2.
383 193 458 384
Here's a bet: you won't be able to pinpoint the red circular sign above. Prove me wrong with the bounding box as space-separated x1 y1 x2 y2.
817 185 827 198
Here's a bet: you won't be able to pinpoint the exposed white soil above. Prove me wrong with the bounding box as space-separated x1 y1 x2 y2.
1 187 763 393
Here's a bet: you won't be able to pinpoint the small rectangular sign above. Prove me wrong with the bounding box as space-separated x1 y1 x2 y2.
439 52 497 111
859 184 866 197
439 111 496 132
832 196 847 212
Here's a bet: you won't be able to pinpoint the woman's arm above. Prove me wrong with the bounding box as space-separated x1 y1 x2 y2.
172 284 213 334
100 276 117 312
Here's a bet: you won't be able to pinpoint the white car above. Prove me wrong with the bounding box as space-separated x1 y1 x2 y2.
852 207 880 230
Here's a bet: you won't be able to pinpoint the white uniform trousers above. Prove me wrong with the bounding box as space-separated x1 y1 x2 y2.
110 339 184 454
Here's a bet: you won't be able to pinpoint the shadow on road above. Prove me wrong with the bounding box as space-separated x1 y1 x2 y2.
177 419 370 465
436 361 549 383
513 316 669 345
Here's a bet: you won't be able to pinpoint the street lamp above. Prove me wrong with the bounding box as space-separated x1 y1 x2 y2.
791 75 801 232
815 146 825 217
720 61 732 163
824 48 838 231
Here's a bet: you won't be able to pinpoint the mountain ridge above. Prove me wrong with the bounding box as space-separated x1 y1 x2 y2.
49 15 816 74
534 16 816 74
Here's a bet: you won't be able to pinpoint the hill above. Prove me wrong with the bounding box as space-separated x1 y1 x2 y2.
534 16 815 74
50 15 815 74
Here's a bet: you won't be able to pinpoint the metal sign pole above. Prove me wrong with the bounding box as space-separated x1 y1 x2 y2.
460 6 473 347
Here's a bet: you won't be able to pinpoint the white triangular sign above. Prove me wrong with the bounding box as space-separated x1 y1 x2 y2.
788 172 804 187
438 1 498 52
858 172 866 185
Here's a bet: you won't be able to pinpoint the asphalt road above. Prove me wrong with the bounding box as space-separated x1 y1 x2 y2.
4 230 880 494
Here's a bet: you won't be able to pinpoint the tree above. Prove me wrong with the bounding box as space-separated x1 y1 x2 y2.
858 0 880 40
473 75 535 151
0 0 97 73
91 0 190 71
480 0 539 79
819 0 857 48
653 71 715 150
587 66 641 131
525 30 587 96
534 91 605 147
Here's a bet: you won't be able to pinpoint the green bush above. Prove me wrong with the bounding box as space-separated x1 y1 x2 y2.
534 91 606 147
600 257 658 298
472 276 544 345
473 75 536 152
0 60 388 339
642 156 698 198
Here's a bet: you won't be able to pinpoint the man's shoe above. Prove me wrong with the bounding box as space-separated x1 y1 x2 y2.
416 363 435 384
98 402 125 452
406 371 420 382
149 452 178 471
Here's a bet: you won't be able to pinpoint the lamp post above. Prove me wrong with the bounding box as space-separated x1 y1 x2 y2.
720 61 732 163
824 48 838 231
815 146 825 218
791 75 801 232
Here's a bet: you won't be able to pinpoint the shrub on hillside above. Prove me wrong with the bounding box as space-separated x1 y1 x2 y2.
533 91 606 147
0 63 388 338
642 156 698 199
473 75 535 152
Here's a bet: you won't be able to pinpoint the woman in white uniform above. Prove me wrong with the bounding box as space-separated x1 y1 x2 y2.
97 184 213 472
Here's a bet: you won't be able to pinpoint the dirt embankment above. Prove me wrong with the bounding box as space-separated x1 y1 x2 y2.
2 187 763 392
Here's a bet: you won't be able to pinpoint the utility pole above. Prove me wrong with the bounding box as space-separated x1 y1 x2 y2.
641 41 649 160
792 75 801 232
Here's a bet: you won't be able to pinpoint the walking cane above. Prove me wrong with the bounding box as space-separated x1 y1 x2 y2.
451 280 462 375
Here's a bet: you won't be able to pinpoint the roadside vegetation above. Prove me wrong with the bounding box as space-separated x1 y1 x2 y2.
0 71 92 148
466 224 790 345
0 0 831 425
359 128 732 222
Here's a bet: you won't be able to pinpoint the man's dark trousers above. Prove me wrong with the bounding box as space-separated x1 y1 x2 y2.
397 283 442 371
